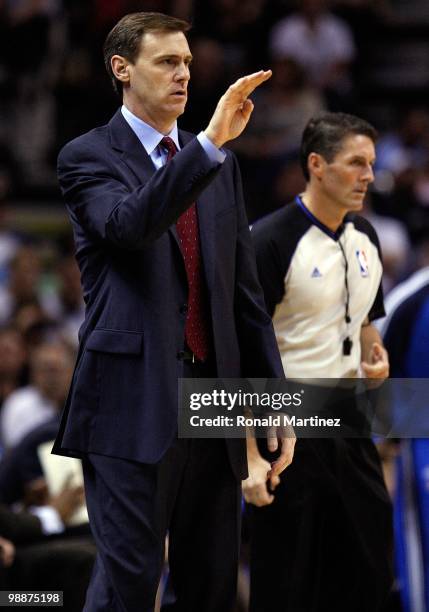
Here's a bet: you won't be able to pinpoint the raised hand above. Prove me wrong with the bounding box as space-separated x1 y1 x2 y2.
204 70 272 148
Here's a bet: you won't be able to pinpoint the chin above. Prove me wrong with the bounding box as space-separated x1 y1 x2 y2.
167 103 187 117
348 196 365 209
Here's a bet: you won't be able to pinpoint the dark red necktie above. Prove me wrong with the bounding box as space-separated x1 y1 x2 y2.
160 136 210 361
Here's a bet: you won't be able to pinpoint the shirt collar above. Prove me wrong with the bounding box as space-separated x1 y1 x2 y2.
295 195 346 241
121 105 180 155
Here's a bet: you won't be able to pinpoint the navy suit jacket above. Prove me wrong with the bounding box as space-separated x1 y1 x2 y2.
52 110 283 479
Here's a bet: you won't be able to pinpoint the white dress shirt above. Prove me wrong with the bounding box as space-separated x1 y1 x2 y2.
121 105 226 168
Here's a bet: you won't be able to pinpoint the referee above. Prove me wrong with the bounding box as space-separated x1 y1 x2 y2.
244 113 394 612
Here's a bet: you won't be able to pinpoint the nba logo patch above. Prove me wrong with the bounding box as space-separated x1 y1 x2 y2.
356 250 369 277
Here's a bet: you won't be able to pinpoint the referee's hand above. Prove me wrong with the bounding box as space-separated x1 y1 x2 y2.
361 341 389 380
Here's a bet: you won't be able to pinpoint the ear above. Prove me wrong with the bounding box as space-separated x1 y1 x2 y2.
111 55 131 85
307 152 325 180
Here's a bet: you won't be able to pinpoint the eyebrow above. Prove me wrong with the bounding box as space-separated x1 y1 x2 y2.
155 53 193 62
349 155 376 164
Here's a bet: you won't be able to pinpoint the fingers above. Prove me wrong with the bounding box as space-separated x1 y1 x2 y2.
241 98 254 122
267 428 279 452
236 69 272 87
268 437 296 478
362 341 389 380
227 69 272 100
361 360 389 378
204 68 271 146
230 70 272 97
371 342 384 361
0 538 15 568
242 481 274 507
268 473 281 491
367 342 389 366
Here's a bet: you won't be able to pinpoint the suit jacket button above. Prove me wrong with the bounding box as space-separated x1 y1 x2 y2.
177 350 185 360
180 304 188 314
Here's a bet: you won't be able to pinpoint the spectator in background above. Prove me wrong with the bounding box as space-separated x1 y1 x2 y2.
379 243 429 377
0 246 43 326
12 303 57 350
269 0 355 106
1 0 66 185
0 327 27 409
376 108 429 177
373 109 429 242
378 252 429 612
361 195 411 292
0 417 74 510
193 0 271 74
0 504 95 612
232 58 323 221
269 159 307 215
46 254 84 349
1 341 73 450
234 57 324 159
0 244 62 344
0 162 23 286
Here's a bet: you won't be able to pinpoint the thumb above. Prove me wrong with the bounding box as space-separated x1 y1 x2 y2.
361 360 373 375
269 473 281 491
372 342 384 361
241 98 254 123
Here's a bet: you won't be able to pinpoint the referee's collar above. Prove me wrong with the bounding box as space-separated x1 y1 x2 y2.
295 195 346 241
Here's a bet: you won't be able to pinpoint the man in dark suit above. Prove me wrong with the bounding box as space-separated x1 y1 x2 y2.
53 11 294 612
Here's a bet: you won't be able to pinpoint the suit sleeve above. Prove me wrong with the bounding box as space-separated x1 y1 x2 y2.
231 154 284 378
58 137 221 250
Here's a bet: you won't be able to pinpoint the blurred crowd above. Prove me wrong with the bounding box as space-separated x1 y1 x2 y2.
1 0 429 277
0 0 429 609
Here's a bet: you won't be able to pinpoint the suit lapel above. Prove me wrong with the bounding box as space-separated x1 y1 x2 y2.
109 110 156 184
108 113 217 292
109 110 181 249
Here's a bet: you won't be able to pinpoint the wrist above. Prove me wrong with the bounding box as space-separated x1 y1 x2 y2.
204 129 223 149
246 442 262 462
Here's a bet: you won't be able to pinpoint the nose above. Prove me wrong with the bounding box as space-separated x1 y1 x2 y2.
176 61 190 83
362 163 374 184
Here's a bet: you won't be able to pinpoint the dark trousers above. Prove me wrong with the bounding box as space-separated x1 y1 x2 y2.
249 438 394 612
82 360 241 612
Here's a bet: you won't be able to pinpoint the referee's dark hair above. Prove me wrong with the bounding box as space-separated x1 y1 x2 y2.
300 112 378 181
103 12 191 96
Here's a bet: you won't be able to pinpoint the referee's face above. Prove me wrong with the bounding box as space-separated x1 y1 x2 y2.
319 134 375 214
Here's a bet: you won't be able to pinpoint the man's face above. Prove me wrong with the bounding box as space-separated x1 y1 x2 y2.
120 30 192 131
32 346 73 405
317 134 375 213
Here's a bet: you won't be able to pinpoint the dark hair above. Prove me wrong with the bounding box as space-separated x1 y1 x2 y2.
103 12 191 95
300 112 378 181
